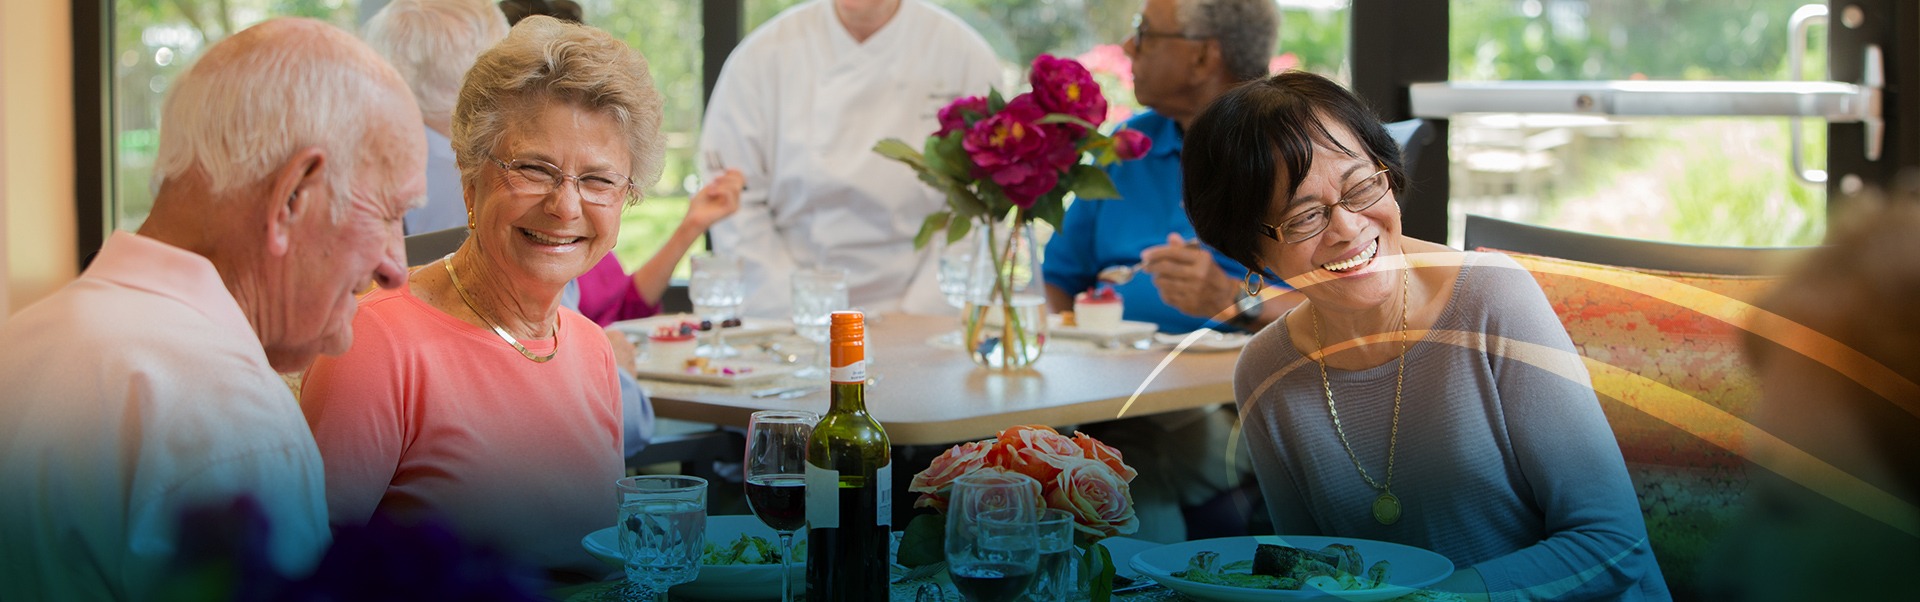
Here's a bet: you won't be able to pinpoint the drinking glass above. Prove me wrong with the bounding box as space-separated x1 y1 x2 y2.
789 267 847 380
745 410 816 602
1029 509 1087 601
616 475 709 602
946 472 1043 602
690 254 745 358
936 238 974 346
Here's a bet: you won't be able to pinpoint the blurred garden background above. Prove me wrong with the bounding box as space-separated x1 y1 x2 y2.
110 0 1830 279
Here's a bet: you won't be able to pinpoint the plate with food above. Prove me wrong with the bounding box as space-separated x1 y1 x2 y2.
608 314 791 342
583 514 807 600
1047 312 1158 342
1153 329 1253 353
630 359 795 386
1128 535 1454 602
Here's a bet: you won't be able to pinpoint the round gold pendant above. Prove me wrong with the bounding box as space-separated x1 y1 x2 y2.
1372 492 1402 525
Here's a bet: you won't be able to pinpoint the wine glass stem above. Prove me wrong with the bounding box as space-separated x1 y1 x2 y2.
778 531 795 602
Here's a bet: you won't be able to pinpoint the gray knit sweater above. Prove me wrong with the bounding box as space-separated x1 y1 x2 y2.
1237 252 1670 601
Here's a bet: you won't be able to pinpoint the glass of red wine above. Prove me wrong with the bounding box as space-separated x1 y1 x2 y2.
945 471 1042 602
745 410 815 602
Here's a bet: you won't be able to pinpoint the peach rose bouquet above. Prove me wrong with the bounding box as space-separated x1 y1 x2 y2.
900 425 1137 599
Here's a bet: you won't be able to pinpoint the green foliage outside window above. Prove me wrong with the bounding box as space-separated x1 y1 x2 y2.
108 0 1837 253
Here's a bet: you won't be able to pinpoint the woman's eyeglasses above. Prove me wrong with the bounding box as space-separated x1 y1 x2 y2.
1260 168 1392 244
490 156 635 207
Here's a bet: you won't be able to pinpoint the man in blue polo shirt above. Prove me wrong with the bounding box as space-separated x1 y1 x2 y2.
1043 0 1288 334
1041 0 1282 543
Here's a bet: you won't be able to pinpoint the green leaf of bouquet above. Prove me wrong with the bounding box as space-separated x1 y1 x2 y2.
1033 195 1067 231
931 132 972 181
873 138 928 169
1036 114 1097 130
1068 164 1121 200
914 211 952 250
987 88 1007 112
946 213 974 245
896 514 948 568
1080 135 1120 166
945 182 988 219
976 181 1014 218
915 171 955 192
1084 542 1117 602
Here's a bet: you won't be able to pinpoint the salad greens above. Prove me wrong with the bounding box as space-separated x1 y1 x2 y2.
701 534 805 566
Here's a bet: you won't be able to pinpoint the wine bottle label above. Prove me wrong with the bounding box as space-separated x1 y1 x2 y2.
806 463 838 529
876 461 892 527
829 359 866 384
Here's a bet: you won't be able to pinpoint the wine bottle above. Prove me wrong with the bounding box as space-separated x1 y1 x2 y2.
805 311 891 600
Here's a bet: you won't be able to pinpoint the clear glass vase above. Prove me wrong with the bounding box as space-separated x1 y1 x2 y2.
961 218 1047 370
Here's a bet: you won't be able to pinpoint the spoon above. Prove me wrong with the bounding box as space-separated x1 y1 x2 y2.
1096 261 1147 285
1096 240 1201 284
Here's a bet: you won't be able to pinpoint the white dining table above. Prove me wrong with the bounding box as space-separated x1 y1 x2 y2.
636 313 1244 446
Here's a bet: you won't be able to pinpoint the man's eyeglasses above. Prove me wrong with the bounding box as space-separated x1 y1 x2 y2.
490 156 635 207
1259 168 1393 244
1131 14 1208 51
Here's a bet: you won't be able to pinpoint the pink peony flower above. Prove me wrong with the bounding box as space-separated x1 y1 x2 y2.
1112 128 1153 161
936 95 989 138
1045 457 1139 539
1029 54 1108 133
962 95 1073 208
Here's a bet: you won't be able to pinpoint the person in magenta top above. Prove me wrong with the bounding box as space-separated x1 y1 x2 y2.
301 16 666 577
571 170 740 327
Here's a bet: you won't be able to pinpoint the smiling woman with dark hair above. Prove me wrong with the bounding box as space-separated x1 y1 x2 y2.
1183 71 1669 600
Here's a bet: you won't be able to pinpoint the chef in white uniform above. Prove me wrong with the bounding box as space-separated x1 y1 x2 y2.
700 0 1002 317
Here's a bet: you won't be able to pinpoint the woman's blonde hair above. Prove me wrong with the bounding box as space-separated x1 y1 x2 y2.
451 15 664 204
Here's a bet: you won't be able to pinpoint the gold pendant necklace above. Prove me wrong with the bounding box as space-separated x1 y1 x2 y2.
1312 266 1410 525
444 255 558 363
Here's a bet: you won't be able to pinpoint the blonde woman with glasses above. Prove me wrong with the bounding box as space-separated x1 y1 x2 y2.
301 16 663 579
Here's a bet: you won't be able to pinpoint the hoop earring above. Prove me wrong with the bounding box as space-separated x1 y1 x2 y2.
1243 270 1265 297
467 210 476 231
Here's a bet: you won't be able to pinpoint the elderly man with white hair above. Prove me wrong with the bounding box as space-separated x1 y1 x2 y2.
363 0 511 234
0 18 425 599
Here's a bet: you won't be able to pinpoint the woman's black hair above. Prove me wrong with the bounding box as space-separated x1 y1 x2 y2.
1181 70 1406 280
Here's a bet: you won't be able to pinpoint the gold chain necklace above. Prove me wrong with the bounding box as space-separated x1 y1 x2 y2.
444 256 557 363
1311 266 1410 525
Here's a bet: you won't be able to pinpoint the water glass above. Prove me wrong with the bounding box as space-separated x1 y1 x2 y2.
616 475 709 601
745 411 816 602
1029 509 1088 601
936 239 974 346
690 254 745 358
946 472 1043 602
789 268 847 379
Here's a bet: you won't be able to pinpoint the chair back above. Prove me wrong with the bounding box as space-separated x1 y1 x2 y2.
1468 218 1812 597
404 227 469 267
1465 214 1806 275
